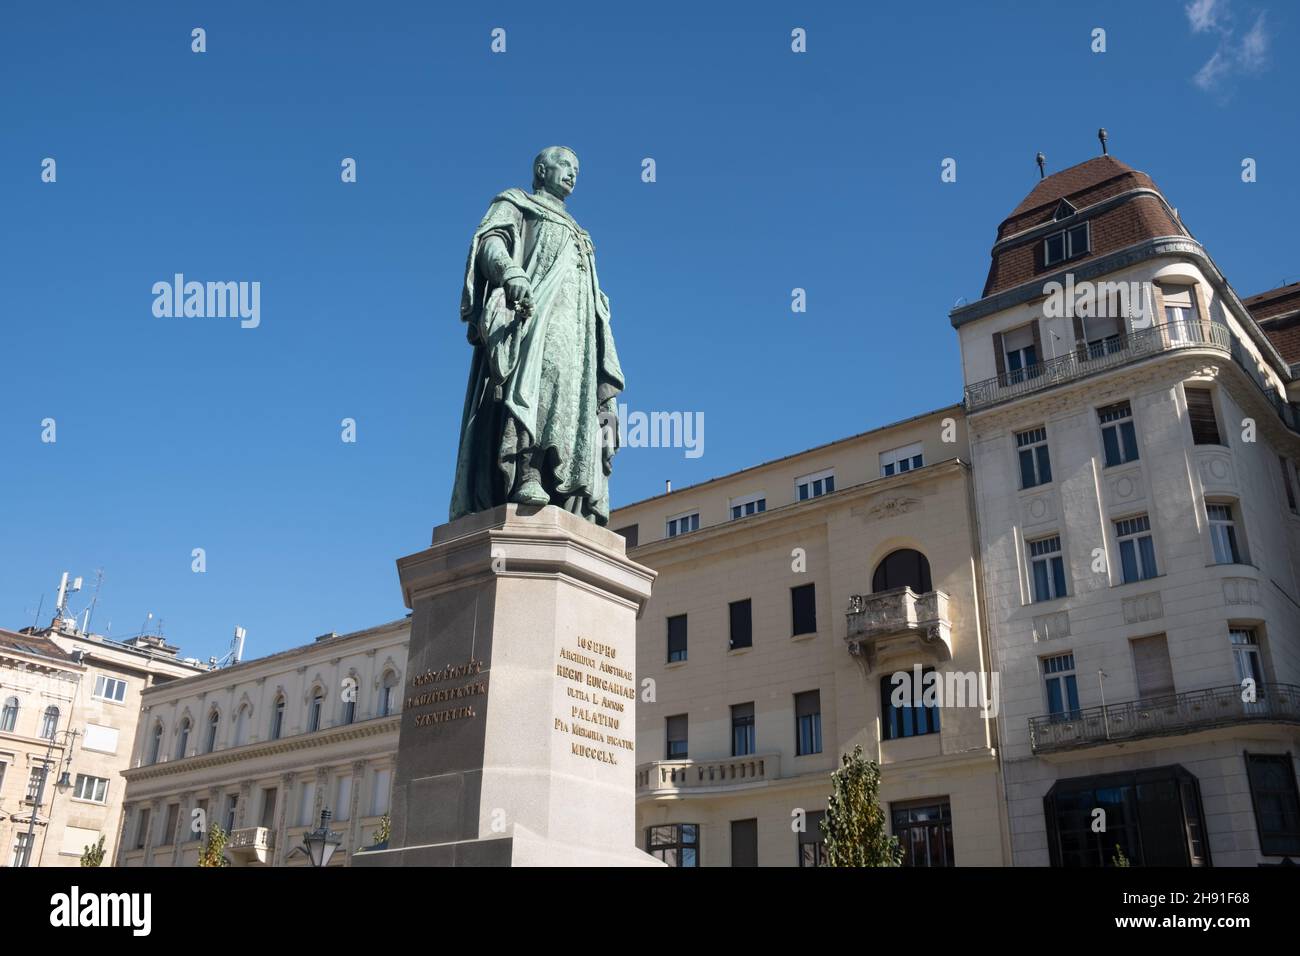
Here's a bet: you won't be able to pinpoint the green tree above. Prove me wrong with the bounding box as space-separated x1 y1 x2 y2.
79 834 106 867
820 745 903 867
197 823 231 867
375 813 391 844
1112 843 1131 867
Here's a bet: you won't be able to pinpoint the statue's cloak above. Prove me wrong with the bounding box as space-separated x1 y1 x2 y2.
450 188 625 525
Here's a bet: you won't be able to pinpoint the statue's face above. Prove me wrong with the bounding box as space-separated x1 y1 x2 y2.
536 150 578 199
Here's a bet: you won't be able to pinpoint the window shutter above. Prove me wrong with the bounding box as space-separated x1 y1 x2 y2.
1185 388 1222 445
993 332 1006 380
1132 635 1175 699
1031 321 1044 367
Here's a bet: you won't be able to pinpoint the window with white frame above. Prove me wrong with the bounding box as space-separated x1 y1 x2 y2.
1160 284 1200 343
1000 324 1039 383
1042 653 1080 719
92 675 126 703
795 469 835 501
73 773 109 804
1230 628 1265 686
1016 426 1052 489
1044 222 1089 267
1028 535 1067 602
729 493 766 520
880 442 923 477
1098 401 1139 467
1206 502 1243 565
1115 514 1158 583
665 511 700 538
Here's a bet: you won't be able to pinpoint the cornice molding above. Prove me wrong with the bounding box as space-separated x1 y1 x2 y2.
121 715 400 782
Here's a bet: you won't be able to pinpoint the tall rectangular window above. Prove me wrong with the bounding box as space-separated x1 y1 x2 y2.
730 819 758 867
795 469 835 500
1280 457 1298 514
159 803 180 846
11 832 33 867
880 442 924 477
1161 284 1200 343
729 493 766 520
1098 401 1139 467
136 807 152 849
335 775 352 822
731 702 755 756
666 614 688 663
299 781 316 826
795 690 822 756
190 799 208 842
260 787 278 830
791 583 817 636
1207 503 1242 565
1042 653 1080 719
371 768 392 816
1115 515 1158 583
1001 324 1039 383
881 670 942 740
25 766 46 803
798 810 827 867
223 794 238 833
1185 387 1222 445
729 599 752 650
892 799 955 867
665 512 699 538
1245 754 1300 856
1230 629 1264 686
665 714 688 760
1028 535 1068 602
1016 426 1053 488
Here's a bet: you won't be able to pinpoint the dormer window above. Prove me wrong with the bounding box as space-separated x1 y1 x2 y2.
1044 222 1090 267
1053 199 1077 221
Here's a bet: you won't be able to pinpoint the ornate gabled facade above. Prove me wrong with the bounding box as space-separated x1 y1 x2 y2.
116 619 408 867
952 154 1300 866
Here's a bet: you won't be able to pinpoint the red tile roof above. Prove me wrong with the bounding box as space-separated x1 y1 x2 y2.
1244 282 1300 364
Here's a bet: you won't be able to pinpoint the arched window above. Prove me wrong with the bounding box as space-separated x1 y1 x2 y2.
205 709 220 752
872 549 932 594
271 696 286 740
380 671 397 717
308 688 324 733
148 722 163 764
2 696 19 733
342 682 356 725
234 704 250 746
41 705 60 740
175 717 191 760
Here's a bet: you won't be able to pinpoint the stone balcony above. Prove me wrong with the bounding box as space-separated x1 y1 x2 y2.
226 825 275 865
844 588 952 672
636 753 780 797
1029 683 1300 755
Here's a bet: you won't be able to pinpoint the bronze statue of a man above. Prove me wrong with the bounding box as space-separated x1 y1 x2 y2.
450 147 625 526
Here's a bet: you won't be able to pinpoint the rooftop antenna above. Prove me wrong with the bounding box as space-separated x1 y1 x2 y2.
665 480 672 494
1098 128 1108 156
83 569 104 634
140 611 153 637
1036 152 1046 179
214 626 247 668
54 572 83 631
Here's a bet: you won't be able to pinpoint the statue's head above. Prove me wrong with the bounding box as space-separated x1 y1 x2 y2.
532 146 579 200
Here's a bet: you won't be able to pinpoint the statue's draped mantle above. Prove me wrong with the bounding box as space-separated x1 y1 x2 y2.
450 188 624 525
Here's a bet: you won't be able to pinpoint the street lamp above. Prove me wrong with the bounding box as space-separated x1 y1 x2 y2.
300 808 343 867
22 727 79 867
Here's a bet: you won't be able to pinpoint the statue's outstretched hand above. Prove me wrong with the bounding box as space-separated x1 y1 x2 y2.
504 277 534 319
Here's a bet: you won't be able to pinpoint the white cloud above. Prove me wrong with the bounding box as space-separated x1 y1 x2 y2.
1185 0 1223 33
1187 2 1272 94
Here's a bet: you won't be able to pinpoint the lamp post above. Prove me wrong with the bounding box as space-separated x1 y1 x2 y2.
300 808 343 867
22 727 79 867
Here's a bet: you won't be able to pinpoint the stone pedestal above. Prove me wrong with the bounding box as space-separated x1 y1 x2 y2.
355 504 660 867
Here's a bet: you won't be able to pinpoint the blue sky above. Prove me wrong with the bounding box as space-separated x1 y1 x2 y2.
1 1 1296 663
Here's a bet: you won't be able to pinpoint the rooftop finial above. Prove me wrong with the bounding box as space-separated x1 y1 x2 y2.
1036 152 1046 179
1098 128 1108 156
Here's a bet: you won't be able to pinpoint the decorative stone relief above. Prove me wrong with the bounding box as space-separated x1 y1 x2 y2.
1223 577 1260 605
1032 610 1070 642
1121 591 1164 624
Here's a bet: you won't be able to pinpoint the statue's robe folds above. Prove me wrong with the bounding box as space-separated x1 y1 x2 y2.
450 188 625 525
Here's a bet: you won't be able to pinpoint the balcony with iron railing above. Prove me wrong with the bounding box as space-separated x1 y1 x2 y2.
636 753 780 797
1028 683 1300 755
844 588 952 671
965 320 1229 412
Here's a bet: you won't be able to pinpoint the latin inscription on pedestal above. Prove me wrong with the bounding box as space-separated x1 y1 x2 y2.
406 659 487 727
554 637 635 765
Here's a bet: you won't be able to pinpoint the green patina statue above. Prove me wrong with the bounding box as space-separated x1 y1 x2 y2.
450 147 625 526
